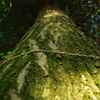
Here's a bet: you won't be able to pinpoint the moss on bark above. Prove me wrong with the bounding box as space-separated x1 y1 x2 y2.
0 6 100 100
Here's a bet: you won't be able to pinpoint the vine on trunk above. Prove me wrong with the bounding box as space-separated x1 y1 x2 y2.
0 50 100 67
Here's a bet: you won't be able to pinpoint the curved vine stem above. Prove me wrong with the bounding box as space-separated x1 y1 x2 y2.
0 50 100 67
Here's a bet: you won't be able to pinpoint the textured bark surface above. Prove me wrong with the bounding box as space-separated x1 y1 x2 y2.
0 6 100 100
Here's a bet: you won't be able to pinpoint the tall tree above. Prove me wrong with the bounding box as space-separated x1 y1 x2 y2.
0 0 100 99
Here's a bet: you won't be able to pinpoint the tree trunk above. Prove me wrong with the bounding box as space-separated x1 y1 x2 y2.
0 5 100 100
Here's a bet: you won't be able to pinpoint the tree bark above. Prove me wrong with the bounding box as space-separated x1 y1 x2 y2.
0 5 100 100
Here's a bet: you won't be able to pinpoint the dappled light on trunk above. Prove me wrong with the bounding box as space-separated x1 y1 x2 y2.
0 5 100 100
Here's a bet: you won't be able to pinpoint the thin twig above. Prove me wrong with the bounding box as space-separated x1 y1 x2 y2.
0 50 100 67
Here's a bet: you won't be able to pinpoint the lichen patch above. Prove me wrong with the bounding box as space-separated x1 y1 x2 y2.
9 89 21 100
42 88 50 98
42 78 51 98
48 40 57 51
44 10 61 18
35 52 49 76
17 63 30 94
54 33 61 43
28 39 39 50
37 23 53 39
